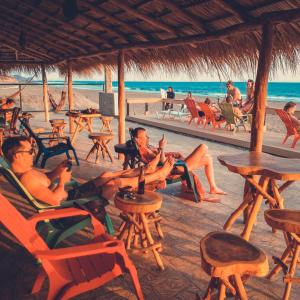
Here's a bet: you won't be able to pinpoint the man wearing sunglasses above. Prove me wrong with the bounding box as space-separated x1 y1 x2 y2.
2 136 174 209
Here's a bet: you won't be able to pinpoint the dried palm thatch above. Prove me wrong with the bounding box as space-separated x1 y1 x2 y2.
0 0 299 76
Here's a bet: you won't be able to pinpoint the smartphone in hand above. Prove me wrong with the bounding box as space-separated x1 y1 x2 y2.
66 161 72 172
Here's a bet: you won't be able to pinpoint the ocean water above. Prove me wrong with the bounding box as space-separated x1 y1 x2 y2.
39 81 300 102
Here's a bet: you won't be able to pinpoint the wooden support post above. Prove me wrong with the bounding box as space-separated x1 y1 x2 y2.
145 103 149 115
250 22 274 152
41 65 49 122
18 84 22 111
104 66 113 93
118 50 125 157
67 62 74 133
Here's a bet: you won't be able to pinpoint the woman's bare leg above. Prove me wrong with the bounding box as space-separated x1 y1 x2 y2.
175 144 225 194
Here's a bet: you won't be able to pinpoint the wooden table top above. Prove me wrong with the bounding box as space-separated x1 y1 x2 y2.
218 152 300 180
88 133 113 139
264 209 300 233
115 191 162 213
66 111 102 118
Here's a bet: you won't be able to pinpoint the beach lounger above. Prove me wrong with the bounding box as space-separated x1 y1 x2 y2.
219 102 249 132
0 192 143 300
184 99 203 125
19 118 79 168
275 109 300 148
0 166 114 246
198 102 225 130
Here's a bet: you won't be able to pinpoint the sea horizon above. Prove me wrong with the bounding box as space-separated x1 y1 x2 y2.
34 80 300 102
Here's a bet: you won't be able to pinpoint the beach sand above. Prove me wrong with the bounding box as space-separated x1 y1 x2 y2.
0 85 286 133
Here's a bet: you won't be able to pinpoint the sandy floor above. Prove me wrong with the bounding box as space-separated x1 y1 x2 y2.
0 112 299 299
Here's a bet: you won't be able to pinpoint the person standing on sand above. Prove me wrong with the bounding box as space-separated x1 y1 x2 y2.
242 79 255 113
226 80 242 107
164 86 175 110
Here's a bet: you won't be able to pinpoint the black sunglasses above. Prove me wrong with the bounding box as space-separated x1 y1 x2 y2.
14 148 34 155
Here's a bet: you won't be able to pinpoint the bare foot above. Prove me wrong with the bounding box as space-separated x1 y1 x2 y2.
210 187 227 195
157 157 174 181
145 152 161 174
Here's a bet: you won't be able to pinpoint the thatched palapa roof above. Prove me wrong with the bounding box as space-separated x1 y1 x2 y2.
0 0 300 75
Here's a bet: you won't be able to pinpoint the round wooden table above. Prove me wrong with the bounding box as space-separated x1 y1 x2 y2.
50 119 66 137
114 191 164 271
265 209 300 299
86 133 114 163
200 231 268 300
218 152 300 241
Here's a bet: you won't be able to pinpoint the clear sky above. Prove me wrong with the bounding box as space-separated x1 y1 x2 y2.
45 67 300 82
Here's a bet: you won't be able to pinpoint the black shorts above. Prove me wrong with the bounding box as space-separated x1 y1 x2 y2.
68 180 103 201
198 111 205 117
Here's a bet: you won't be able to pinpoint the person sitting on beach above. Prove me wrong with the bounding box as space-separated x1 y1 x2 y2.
226 95 244 118
204 97 224 121
0 98 15 110
2 136 174 218
242 79 255 113
132 127 226 199
283 101 300 131
164 86 175 110
226 80 242 107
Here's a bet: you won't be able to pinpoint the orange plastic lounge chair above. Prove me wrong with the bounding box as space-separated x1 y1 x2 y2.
184 99 203 125
198 102 225 130
275 109 300 148
0 192 144 300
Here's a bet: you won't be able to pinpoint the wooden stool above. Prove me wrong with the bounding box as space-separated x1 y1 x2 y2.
100 116 113 134
265 209 300 300
115 191 165 271
86 133 114 163
199 231 268 300
50 119 66 137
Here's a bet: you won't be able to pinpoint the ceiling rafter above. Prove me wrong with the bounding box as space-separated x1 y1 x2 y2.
220 0 255 22
81 1 152 42
20 0 114 48
49 0 130 43
157 0 213 32
58 7 300 63
0 14 72 56
1 22 62 60
112 1 178 35
0 3 94 52
0 38 53 62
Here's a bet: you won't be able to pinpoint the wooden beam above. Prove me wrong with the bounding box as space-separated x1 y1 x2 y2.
118 50 125 148
250 22 274 152
41 64 49 122
0 39 53 62
21 0 113 48
0 19 68 58
63 7 300 62
68 62 74 134
0 27 57 61
104 66 113 93
113 1 177 35
0 60 47 64
220 0 255 22
0 2 96 51
81 1 152 42
158 0 212 32
0 14 75 56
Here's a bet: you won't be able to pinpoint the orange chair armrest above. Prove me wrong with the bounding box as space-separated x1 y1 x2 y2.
35 240 124 260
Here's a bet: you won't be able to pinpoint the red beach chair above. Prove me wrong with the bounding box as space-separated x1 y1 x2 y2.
0 193 144 300
275 109 300 148
184 99 203 125
198 102 225 130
